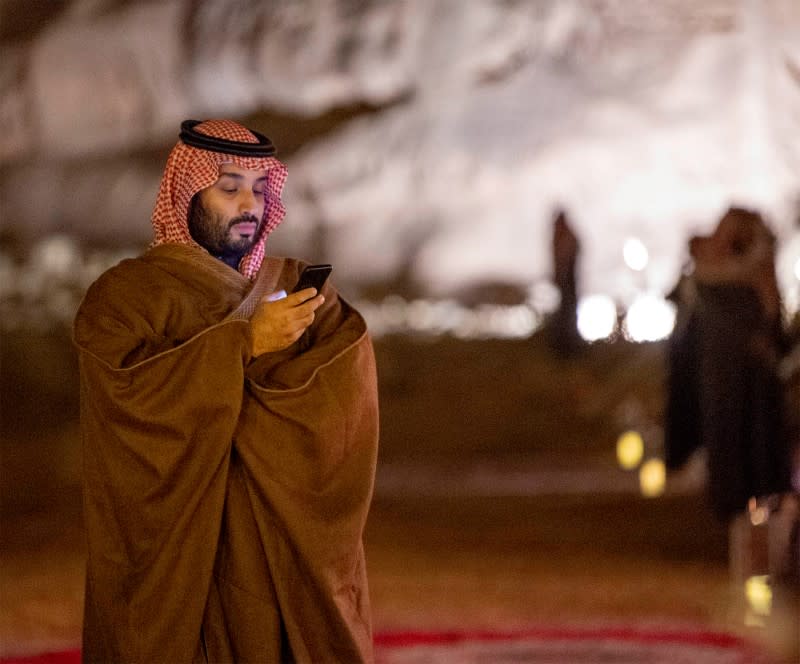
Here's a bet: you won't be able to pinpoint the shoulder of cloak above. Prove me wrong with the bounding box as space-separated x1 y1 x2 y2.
73 244 253 369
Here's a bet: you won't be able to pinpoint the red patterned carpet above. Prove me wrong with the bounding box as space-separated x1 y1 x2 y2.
373 626 773 663
0 626 774 664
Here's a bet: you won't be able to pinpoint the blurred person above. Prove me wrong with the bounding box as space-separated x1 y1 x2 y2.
780 304 800 489
546 209 583 358
665 206 793 520
665 206 800 641
73 120 379 663
664 207 798 629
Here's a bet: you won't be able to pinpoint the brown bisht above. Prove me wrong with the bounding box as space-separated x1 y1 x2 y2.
73 244 379 663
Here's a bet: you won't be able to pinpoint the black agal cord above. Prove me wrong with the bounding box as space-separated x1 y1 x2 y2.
179 120 276 157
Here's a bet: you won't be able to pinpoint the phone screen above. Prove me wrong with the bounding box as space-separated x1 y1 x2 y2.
291 264 332 294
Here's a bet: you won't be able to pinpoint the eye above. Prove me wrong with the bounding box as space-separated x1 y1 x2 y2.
222 188 237 194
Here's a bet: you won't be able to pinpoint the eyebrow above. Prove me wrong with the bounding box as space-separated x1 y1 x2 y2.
218 172 268 183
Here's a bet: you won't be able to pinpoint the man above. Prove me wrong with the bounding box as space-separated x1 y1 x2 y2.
73 119 379 662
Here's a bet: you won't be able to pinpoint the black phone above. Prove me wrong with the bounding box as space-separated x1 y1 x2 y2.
291 263 332 294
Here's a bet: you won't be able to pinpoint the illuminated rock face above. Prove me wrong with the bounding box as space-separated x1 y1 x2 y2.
1 0 798 303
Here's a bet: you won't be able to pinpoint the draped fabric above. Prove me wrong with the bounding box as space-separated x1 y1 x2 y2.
73 245 379 662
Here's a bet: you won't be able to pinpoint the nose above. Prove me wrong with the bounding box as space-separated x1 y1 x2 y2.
239 189 260 216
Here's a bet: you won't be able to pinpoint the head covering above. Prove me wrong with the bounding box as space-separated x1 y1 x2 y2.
151 119 288 279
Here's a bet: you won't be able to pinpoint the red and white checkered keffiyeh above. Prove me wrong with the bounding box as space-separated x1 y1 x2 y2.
150 119 288 280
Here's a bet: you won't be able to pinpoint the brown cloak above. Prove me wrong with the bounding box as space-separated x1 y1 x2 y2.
73 244 379 663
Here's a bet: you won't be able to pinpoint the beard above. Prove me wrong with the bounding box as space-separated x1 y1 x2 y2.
187 195 261 264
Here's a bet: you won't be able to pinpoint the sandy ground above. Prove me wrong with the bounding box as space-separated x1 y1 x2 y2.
1 330 797 660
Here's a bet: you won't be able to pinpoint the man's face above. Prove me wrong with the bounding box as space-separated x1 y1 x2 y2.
188 163 268 261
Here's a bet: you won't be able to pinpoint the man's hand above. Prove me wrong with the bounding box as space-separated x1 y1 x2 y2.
250 288 325 356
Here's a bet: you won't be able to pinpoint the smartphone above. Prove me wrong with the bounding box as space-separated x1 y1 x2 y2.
291 263 332 294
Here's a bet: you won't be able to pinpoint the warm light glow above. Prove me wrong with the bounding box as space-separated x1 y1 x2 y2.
528 281 560 314
34 234 80 277
745 575 772 619
623 237 649 272
747 497 769 526
616 430 644 470
577 294 617 341
639 458 665 497
407 299 438 331
794 256 800 282
355 296 542 340
622 294 676 342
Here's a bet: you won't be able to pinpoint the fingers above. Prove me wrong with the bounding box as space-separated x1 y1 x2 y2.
285 292 326 317
283 305 316 333
261 289 323 309
290 287 320 304
272 309 315 347
250 289 326 355
301 293 325 315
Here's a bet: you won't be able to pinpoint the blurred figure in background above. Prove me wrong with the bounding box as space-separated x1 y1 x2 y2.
546 209 583 359
664 206 798 650
666 206 793 519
